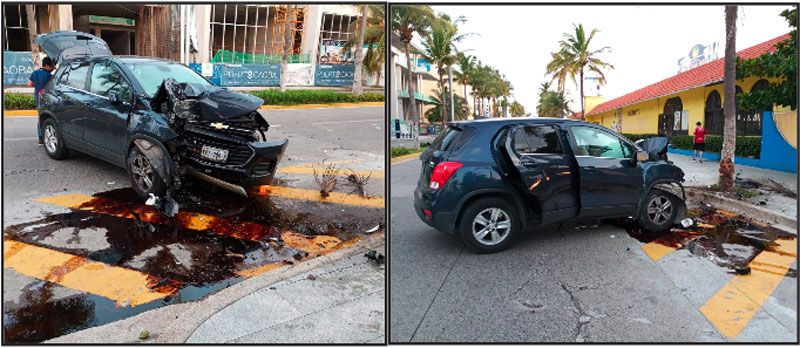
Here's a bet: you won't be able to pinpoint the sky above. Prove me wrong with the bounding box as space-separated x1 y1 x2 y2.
430 4 795 114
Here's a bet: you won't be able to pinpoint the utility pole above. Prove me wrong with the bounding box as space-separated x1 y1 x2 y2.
448 65 455 123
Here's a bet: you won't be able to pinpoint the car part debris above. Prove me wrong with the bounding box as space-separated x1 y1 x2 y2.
145 193 180 217
734 266 751 275
365 225 381 234
345 168 372 197
307 274 317 281
679 218 694 228
292 251 308 260
313 162 339 197
364 250 385 264
139 330 150 340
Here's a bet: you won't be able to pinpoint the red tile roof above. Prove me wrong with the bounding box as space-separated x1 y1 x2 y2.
587 33 790 116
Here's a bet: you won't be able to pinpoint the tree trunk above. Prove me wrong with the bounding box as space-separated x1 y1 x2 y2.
279 5 294 92
719 5 738 191
439 66 446 128
352 5 368 95
403 40 419 147
26 5 40 69
579 68 585 120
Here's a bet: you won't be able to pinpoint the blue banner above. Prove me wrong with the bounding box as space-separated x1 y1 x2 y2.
218 64 280 87
3 51 34 85
315 64 354 86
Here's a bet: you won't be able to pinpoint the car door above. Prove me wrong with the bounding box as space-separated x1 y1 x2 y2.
56 62 93 150
504 124 578 224
85 60 133 165
567 125 643 218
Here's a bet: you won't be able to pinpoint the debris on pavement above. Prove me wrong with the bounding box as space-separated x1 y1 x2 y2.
313 162 339 197
307 274 317 281
365 224 382 234
145 193 180 217
364 250 385 264
139 330 150 340
679 218 694 229
345 168 372 197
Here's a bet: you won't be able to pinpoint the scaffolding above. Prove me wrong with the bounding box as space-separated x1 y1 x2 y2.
208 4 304 64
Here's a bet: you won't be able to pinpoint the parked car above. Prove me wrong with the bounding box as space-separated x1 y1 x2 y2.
36 31 287 202
413 118 686 253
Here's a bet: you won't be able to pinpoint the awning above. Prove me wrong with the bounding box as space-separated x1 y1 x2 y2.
397 90 438 104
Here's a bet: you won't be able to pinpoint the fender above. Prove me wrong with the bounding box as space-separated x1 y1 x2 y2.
454 187 529 228
129 134 176 186
638 179 687 224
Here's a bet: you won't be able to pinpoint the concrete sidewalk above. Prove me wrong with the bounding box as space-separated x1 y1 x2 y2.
186 243 386 344
670 153 796 189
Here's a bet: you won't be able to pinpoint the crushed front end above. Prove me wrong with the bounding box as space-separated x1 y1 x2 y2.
152 78 287 197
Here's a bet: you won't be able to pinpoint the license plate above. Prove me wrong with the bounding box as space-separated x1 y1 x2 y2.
200 145 229 163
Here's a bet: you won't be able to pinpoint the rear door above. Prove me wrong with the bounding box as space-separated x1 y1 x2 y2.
567 125 643 217
504 124 578 223
55 62 92 146
85 60 133 165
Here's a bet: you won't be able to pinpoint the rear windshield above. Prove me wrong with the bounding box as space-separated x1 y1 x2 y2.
122 60 211 97
430 126 472 152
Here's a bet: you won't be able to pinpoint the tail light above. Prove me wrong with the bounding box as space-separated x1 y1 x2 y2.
429 161 463 190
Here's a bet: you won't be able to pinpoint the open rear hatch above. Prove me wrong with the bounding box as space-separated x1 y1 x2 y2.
35 31 112 63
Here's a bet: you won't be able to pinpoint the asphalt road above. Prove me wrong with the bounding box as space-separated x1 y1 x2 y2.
2 106 385 342
389 158 797 343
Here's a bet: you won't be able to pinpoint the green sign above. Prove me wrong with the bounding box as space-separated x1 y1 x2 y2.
89 15 135 26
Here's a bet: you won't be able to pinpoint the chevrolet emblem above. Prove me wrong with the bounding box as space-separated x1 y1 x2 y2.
210 122 229 130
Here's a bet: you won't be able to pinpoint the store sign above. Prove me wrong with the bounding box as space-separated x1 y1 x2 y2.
315 64 354 86
673 110 689 130
626 109 640 116
3 51 34 85
218 64 280 86
319 40 351 64
88 15 135 26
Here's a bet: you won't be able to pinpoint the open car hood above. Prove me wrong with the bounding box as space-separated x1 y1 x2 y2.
635 136 669 160
35 31 112 63
151 78 264 121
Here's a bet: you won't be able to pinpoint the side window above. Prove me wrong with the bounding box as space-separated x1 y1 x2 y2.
571 126 628 159
89 61 131 99
513 126 563 154
64 64 89 90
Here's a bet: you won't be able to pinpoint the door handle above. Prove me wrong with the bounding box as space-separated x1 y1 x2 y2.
584 166 598 172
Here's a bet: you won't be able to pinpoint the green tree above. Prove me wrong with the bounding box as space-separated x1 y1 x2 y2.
421 13 470 127
510 101 527 117
454 52 476 114
345 5 385 87
392 5 435 139
536 81 572 117
737 8 797 110
425 87 469 123
545 24 614 120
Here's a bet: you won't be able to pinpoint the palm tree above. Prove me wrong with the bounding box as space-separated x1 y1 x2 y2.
351 5 369 95
719 6 738 191
392 5 435 137
454 52 476 113
536 81 572 118
279 5 295 92
545 23 614 120
510 101 526 117
420 13 469 127
25 5 40 69
345 5 385 89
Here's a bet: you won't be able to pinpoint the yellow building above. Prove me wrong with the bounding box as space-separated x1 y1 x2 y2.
585 33 793 139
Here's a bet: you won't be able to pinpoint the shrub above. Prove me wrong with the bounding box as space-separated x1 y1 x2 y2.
248 89 383 105
391 143 429 158
670 135 761 158
621 133 659 143
3 93 36 110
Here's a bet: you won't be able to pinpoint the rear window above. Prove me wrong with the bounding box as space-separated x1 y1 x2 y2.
430 126 472 152
513 126 562 154
62 63 90 90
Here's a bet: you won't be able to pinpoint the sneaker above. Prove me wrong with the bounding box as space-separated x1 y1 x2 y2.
699 159 703 163
692 158 696 162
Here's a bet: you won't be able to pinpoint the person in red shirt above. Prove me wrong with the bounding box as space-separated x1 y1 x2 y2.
692 121 706 163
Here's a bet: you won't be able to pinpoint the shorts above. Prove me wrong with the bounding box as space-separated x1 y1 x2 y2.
693 143 705 151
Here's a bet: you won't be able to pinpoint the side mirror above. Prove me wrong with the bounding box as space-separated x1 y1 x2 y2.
108 91 124 105
636 150 650 162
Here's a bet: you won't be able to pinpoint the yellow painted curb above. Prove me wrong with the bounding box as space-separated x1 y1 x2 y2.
3 109 38 117
258 185 384 208
278 165 384 179
260 102 383 110
391 152 420 165
699 238 797 340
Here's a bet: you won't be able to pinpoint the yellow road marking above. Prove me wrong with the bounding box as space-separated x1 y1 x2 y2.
35 193 351 253
3 240 173 307
258 185 384 208
699 238 797 340
277 165 384 179
641 242 681 261
391 152 420 165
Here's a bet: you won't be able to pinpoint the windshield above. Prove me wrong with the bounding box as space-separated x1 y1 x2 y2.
122 59 211 97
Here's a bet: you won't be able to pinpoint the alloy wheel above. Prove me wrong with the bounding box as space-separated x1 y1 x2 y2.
131 154 154 193
647 195 673 225
472 207 511 246
44 125 58 153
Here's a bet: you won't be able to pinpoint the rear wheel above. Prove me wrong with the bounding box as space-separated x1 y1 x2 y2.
127 146 167 200
458 197 520 253
638 189 678 232
42 118 68 160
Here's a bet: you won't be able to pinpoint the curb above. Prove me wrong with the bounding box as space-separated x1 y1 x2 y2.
391 152 420 165
2 102 385 117
46 232 385 344
685 188 797 232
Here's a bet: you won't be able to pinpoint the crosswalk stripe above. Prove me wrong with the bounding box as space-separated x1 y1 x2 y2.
699 238 797 340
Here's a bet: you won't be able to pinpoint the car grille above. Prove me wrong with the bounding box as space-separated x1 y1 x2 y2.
189 135 253 165
252 161 274 176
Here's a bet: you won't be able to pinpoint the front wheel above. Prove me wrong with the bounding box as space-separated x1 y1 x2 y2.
638 189 678 232
127 146 167 200
458 197 521 253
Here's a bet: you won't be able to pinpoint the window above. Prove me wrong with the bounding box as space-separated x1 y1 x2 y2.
571 126 628 159
63 64 90 90
513 126 562 154
209 5 305 63
89 61 131 100
123 59 211 97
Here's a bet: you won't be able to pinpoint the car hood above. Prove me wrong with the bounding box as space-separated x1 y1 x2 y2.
151 78 264 121
35 31 112 63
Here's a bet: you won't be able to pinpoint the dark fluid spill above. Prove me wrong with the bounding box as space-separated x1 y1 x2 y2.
3 184 384 342
618 203 795 271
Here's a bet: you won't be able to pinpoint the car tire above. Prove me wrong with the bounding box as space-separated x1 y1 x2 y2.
638 189 678 232
127 146 167 200
42 118 69 160
458 197 521 254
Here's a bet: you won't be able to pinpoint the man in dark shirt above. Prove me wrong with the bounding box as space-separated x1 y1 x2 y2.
28 57 55 144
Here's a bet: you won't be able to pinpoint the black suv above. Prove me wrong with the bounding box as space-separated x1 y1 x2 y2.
36 31 287 200
414 118 686 253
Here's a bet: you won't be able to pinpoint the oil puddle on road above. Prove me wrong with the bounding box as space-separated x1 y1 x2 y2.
620 203 795 273
3 184 384 342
